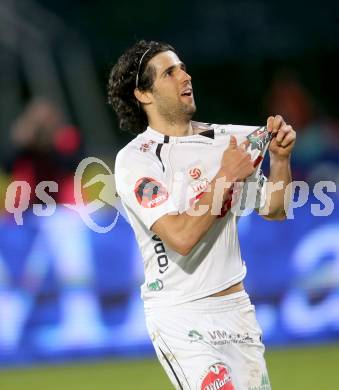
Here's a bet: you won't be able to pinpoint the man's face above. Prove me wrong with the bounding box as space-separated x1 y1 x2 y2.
147 51 196 123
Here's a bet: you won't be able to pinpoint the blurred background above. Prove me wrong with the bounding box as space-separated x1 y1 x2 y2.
0 0 338 389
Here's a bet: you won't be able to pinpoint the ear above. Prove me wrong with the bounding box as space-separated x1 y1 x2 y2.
134 88 152 105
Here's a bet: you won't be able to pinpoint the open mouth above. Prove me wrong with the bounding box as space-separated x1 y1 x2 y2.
181 89 192 97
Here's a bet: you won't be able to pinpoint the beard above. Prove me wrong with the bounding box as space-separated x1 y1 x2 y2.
153 90 196 125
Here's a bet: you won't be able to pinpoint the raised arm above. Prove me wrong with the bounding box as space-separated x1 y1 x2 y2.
261 115 296 220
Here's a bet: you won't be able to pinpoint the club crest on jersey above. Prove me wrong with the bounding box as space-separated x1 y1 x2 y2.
247 126 272 152
134 177 168 208
189 167 201 180
139 140 155 152
199 363 235 390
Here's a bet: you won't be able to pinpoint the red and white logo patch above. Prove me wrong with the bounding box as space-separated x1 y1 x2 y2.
199 363 235 390
189 167 201 180
139 140 155 152
134 177 168 208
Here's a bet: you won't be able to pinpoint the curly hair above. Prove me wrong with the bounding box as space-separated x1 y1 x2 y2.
108 40 176 134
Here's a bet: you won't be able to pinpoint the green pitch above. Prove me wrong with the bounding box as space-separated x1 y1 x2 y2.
0 344 338 390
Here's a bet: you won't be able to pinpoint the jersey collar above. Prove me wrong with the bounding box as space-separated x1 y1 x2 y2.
144 121 215 144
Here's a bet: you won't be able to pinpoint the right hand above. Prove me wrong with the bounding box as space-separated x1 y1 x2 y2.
220 135 255 182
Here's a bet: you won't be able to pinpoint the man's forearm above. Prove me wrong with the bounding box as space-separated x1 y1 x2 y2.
180 169 234 242
158 169 234 255
264 155 292 220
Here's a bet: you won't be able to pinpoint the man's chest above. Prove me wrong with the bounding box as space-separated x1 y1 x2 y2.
161 141 229 212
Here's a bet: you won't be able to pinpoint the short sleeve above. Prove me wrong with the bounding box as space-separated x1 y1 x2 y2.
115 148 177 230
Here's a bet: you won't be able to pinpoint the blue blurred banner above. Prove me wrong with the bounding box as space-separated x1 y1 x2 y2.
0 207 152 365
0 194 338 365
239 193 339 346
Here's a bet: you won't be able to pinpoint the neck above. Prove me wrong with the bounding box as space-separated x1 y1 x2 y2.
148 117 193 137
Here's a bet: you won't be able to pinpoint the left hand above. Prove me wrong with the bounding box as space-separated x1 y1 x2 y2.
267 115 296 159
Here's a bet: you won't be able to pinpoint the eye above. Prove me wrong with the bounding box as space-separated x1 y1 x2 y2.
180 64 186 72
166 69 173 77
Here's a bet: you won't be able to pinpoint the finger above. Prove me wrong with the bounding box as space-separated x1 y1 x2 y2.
276 125 293 144
239 139 250 150
272 115 285 134
279 131 296 148
266 116 274 132
228 135 238 149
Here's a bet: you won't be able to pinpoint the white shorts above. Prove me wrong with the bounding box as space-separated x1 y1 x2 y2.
145 291 271 390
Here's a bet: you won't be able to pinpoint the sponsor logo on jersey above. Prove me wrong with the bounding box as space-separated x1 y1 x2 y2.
147 279 164 291
188 329 203 342
152 235 169 273
134 177 168 208
189 167 201 180
191 178 209 193
188 329 255 346
208 330 255 345
199 363 235 390
139 140 155 152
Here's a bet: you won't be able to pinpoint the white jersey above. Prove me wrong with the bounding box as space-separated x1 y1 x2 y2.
115 121 270 308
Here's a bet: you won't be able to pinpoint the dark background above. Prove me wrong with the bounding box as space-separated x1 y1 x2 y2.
1 0 333 149
37 0 339 130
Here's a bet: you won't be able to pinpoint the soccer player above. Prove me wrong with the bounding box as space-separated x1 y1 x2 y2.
109 40 296 390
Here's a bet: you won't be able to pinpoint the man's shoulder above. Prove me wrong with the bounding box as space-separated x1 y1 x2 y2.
116 135 138 160
115 133 160 169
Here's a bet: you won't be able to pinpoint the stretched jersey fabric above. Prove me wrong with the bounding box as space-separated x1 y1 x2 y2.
115 121 270 308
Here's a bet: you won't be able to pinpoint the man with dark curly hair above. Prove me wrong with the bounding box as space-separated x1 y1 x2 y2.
109 40 296 390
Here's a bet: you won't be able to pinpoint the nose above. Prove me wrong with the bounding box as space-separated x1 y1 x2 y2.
179 68 191 83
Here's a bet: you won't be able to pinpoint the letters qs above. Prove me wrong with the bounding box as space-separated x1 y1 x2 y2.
4 157 120 233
